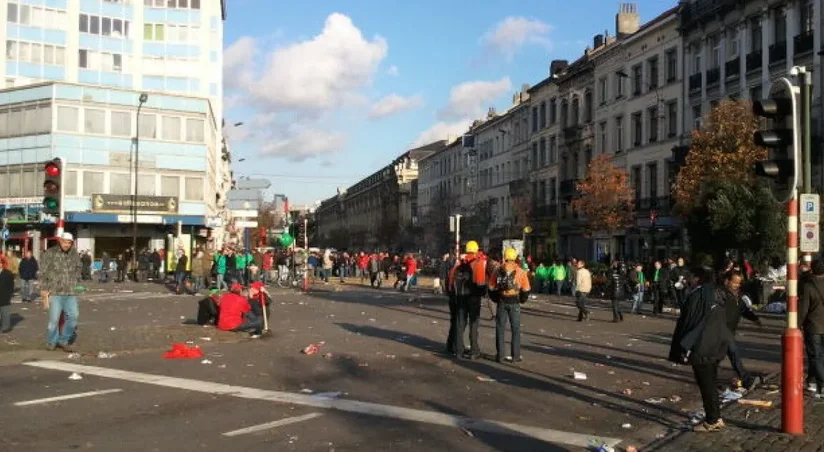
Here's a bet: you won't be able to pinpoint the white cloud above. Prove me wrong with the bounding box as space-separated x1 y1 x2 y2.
481 17 552 58
412 120 473 147
369 94 423 119
437 77 512 121
223 13 387 160
387 65 399 76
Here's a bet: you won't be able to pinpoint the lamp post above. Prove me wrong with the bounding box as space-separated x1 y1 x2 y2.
131 93 148 276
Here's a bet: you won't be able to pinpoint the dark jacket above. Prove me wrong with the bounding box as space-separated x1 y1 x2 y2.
721 287 760 333
607 266 626 300
19 257 38 280
800 276 824 335
0 269 13 306
668 283 730 364
40 245 82 295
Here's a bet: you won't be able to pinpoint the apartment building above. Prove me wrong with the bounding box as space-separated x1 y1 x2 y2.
0 0 230 254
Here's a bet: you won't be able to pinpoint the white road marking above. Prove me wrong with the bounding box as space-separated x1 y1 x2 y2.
14 389 123 406
222 413 324 437
24 361 622 448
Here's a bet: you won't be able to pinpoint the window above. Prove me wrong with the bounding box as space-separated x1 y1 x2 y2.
102 17 112 36
83 171 104 197
138 175 155 196
531 107 538 132
615 116 624 152
584 91 593 122
7 40 66 66
539 102 546 129
57 106 79 132
161 176 180 197
632 64 643 95
144 23 165 41
632 166 642 203
571 98 579 125
692 104 702 130
84 109 105 134
774 9 787 44
750 85 763 102
665 49 677 82
109 173 130 195
139 113 157 138
90 15 100 34
648 107 658 143
710 34 721 68
648 163 658 199
667 101 677 137
18 42 29 62
599 121 607 154
80 14 128 38
110 111 131 137
548 136 556 163
162 116 181 141
64 171 78 197
632 112 642 146
531 142 538 170
801 0 814 33
693 50 702 75
539 138 546 166
549 178 557 202
615 71 625 98
185 118 204 142
5 41 16 60
750 19 762 52
729 33 740 59
549 98 556 124
78 49 88 68
598 78 607 105
648 57 659 89
113 54 122 72
7 3 17 23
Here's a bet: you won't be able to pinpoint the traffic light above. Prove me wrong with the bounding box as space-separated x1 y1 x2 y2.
753 77 799 202
42 158 63 215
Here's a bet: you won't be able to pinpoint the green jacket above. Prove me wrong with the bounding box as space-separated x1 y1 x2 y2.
535 265 550 281
553 265 566 281
213 254 226 274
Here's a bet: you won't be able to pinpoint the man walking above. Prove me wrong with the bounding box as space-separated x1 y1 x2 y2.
40 232 82 352
449 240 487 360
608 260 626 322
488 248 530 363
19 250 38 303
574 260 592 321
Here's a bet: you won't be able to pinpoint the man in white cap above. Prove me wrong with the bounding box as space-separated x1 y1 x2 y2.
40 232 82 352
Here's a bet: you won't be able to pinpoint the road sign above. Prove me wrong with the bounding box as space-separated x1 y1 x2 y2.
800 193 820 223
234 220 259 229
230 209 258 218
1 228 8 241
800 221 819 253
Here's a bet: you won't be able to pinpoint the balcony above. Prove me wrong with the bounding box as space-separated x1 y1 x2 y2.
562 125 581 141
746 51 762 72
724 58 740 79
688 73 702 92
769 41 787 65
794 30 814 56
559 179 578 197
706 67 720 86
636 196 673 216
679 0 737 32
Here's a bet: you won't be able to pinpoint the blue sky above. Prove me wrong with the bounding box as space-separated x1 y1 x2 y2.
223 0 674 205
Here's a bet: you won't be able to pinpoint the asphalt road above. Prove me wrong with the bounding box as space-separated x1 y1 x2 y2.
0 281 784 451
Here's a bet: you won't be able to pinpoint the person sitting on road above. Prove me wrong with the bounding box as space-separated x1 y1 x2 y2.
217 283 261 335
196 289 221 326
247 281 271 319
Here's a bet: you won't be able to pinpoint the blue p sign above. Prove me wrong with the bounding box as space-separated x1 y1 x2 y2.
807 201 815 212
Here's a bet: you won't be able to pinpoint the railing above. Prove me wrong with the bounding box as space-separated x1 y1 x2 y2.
706 67 720 86
769 41 787 64
746 51 762 72
725 58 740 79
794 30 814 56
688 73 702 92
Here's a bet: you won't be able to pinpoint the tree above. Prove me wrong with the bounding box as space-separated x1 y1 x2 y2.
673 100 784 264
673 100 765 214
572 153 635 252
462 198 495 244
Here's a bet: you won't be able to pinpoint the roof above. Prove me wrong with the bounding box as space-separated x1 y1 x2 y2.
621 6 678 46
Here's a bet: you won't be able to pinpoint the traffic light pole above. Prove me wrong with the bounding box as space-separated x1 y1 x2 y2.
783 190 804 435
800 68 812 194
57 157 66 236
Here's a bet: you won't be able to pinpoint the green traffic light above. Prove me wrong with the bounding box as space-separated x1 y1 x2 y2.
43 198 58 210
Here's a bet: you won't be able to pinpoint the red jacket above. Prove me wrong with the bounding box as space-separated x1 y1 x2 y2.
358 255 369 269
262 253 274 271
217 293 250 331
404 257 417 276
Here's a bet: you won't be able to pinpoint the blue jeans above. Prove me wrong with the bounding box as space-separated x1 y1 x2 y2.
632 290 644 313
46 295 79 346
495 303 521 359
21 279 35 301
216 273 227 291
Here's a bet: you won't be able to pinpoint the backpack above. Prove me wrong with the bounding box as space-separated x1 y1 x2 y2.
496 269 518 296
453 262 476 296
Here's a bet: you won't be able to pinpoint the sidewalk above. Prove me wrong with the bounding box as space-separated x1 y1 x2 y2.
646 374 824 451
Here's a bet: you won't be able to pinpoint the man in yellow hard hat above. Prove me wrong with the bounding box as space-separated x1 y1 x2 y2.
448 240 487 360
488 248 531 363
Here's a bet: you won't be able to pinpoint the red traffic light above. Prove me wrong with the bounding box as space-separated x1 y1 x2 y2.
45 161 61 177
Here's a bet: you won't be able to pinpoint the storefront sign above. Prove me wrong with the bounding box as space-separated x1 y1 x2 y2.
116 214 164 224
0 201 46 224
92 194 178 214
206 216 224 228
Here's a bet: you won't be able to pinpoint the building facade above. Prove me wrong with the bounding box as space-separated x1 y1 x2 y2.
315 141 445 251
0 0 230 256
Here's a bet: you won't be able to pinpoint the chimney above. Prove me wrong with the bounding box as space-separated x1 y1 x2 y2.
487 107 497 118
550 59 569 78
593 34 604 49
616 3 640 39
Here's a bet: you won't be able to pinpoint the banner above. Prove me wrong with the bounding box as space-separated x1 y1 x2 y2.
92 194 178 214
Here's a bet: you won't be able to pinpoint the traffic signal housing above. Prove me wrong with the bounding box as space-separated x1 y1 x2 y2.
753 77 799 202
42 158 63 215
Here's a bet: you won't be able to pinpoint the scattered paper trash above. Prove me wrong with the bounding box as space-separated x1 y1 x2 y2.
593 443 614 452
199 337 212 341
737 399 773 408
645 397 666 404
68 372 83 381
642 381 650 386
110 327 116 331
218 364 227 369
621 423 632 429
369 318 376 322
302 344 321 355
669 395 682 403
200 359 212 364
97 351 115 359
461 429 474 437
530 295 537 300
573 372 587 380
622 388 633 396
313 391 343 399
476 376 496 382
625 446 638 452
688 410 706 424
67 352 81 359
300 388 314 394
720 389 743 403
323 353 334 359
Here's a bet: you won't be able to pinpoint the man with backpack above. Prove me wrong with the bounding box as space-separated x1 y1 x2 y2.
488 248 530 363
448 240 487 360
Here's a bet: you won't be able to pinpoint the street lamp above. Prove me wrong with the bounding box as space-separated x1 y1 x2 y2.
131 93 148 277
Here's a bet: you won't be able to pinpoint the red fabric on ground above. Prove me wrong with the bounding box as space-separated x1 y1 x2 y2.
162 343 204 359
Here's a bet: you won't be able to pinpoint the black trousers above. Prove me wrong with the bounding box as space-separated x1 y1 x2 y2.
651 282 663 314
446 295 458 354
727 337 749 380
455 295 481 357
611 296 623 321
692 360 722 424
196 298 219 325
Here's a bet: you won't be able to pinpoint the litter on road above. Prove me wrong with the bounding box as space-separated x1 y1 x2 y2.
476 376 496 382
737 399 773 408
573 372 587 380
68 372 83 380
